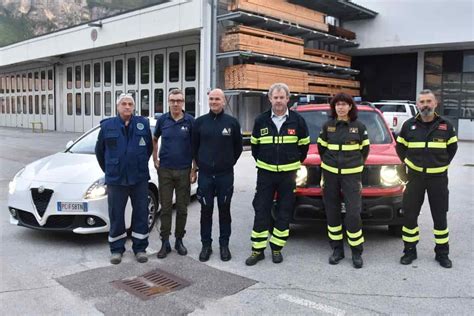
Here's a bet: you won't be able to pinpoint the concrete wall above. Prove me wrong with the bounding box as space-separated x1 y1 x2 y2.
344 0 474 55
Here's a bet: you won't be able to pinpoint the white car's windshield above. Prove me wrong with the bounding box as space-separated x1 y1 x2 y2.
299 110 392 145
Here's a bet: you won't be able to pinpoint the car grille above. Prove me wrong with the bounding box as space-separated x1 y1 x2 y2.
305 165 382 187
31 188 54 217
16 210 106 229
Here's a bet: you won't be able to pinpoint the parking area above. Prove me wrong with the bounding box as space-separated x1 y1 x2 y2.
1 126 473 315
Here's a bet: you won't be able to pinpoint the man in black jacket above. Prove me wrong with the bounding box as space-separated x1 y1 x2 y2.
396 89 458 268
192 88 243 262
246 83 310 266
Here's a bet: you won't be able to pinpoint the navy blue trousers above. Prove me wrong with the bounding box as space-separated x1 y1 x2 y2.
107 181 149 254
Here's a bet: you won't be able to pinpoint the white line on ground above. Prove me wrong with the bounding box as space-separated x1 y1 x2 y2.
278 293 346 316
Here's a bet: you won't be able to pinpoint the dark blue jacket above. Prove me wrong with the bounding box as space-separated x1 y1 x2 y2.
95 115 153 185
192 110 243 175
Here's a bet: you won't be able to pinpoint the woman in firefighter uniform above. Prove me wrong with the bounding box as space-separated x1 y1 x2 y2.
317 93 370 268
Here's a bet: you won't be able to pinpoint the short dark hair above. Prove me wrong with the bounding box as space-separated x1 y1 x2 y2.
329 92 358 121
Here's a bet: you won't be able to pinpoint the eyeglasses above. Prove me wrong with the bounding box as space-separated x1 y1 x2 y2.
169 99 184 104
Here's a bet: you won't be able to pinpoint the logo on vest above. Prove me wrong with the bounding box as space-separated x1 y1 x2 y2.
438 123 447 131
349 127 359 133
222 128 231 136
410 125 417 130
181 125 189 132
137 123 144 130
327 126 336 132
260 127 269 136
139 137 146 146
287 128 296 135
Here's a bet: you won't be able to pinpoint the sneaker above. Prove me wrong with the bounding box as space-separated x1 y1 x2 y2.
245 251 265 266
135 252 148 263
110 253 122 265
400 248 417 265
435 254 452 268
272 250 283 264
157 240 172 259
199 245 212 262
329 248 345 265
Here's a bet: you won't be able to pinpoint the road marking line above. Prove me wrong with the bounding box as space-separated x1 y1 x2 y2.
278 293 346 316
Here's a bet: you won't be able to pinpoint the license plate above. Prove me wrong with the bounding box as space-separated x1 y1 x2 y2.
57 202 88 212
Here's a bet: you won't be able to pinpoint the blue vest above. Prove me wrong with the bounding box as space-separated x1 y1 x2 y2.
98 115 153 185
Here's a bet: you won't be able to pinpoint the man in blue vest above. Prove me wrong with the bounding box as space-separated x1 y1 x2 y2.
95 93 153 264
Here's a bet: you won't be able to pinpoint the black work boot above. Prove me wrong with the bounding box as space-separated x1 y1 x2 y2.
199 245 212 262
157 239 171 259
220 246 232 261
352 250 363 269
435 254 452 268
272 250 283 263
175 238 188 256
329 248 345 265
400 247 417 265
245 251 265 266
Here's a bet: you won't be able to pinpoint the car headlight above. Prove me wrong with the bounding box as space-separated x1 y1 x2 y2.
8 168 25 195
296 166 308 187
84 178 107 199
380 165 402 187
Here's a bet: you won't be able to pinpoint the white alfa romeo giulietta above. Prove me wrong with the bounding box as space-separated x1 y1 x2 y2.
7 120 195 234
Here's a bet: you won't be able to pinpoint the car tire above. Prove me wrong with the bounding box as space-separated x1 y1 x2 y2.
147 188 160 230
388 224 402 236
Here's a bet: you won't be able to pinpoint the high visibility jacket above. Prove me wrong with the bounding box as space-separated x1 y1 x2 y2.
251 109 310 172
317 119 370 174
396 113 458 175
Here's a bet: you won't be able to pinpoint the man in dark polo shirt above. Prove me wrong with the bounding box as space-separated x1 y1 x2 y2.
153 89 196 259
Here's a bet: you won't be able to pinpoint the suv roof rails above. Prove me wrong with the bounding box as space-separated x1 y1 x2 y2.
379 100 416 104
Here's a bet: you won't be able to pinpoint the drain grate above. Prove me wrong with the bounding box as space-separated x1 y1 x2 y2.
112 269 191 300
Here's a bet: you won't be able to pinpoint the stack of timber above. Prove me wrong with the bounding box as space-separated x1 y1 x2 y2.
221 26 353 68
225 64 360 96
328 25 356 40
228 0 328 32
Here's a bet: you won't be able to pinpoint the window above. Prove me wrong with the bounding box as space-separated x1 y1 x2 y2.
34 72 39 91
75 66 81 89
94 62 101 87
17 96 21 113
29 95 33 114
6 97 10 114
185 87 196 117
35 95 39 114
41 71 46 91
6 76 10 93
154 89 163 114
115 91 123 105
169 52 179 82
104 91 111 116
94 92 101 116
84 64 91 88
48 94 54 115
11 75 16 92
22 74 27 92
11 97 15 114
75 93 81 115
461 73 474 118
115 60 123 86
0 76 4 94
141 56 150 84
28 73 33 91
85 92 91 116
66 67 72 89
154 54 164 83
67 93 73 116
185 50 196 81
104 61 111 87
23 96 27 114
16 75 21 92
0 97 4 114
141 90 149 116
48 69 53 90
41 95 47 114
128 58 136 85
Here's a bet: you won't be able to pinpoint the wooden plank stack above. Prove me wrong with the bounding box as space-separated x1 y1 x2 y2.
225 64 360 96
328 25 356 40
228 0 329 32
304 48 352 68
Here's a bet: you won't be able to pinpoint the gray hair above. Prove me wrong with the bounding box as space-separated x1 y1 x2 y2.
417 89 436 102
168 88 184 99
116 93 135 106
268 83 290 97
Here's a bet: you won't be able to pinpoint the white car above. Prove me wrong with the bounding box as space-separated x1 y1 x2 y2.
372 101 418 135
7 120 196 234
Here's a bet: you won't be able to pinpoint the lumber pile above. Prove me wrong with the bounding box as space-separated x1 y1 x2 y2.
224 64 360 96
220 26 353 68
328 25 356 40
228 0 328 32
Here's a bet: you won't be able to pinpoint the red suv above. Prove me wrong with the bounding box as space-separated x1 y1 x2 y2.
292 104 405 234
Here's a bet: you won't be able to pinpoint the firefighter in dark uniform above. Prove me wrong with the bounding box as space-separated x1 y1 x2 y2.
95 93 153 265
317 93 370 269
396 89 458 268
192 88 243 262
246 83 310 266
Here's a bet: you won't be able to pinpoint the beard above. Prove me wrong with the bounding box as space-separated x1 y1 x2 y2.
420 106 434 117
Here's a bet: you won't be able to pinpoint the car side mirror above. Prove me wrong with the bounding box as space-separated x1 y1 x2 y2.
66 140 74 149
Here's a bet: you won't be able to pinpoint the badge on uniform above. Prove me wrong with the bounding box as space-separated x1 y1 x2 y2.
438 123 447 130
287 128 296 135
260 127 269 136
410 125 417 130
349 127 359 133
327 126 336 132
139 137 146 146
137 123 144 130
181 125 188 132
222 128 231 136
433 138 446 143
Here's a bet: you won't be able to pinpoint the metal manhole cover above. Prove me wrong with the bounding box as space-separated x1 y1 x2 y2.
112 269 191 300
